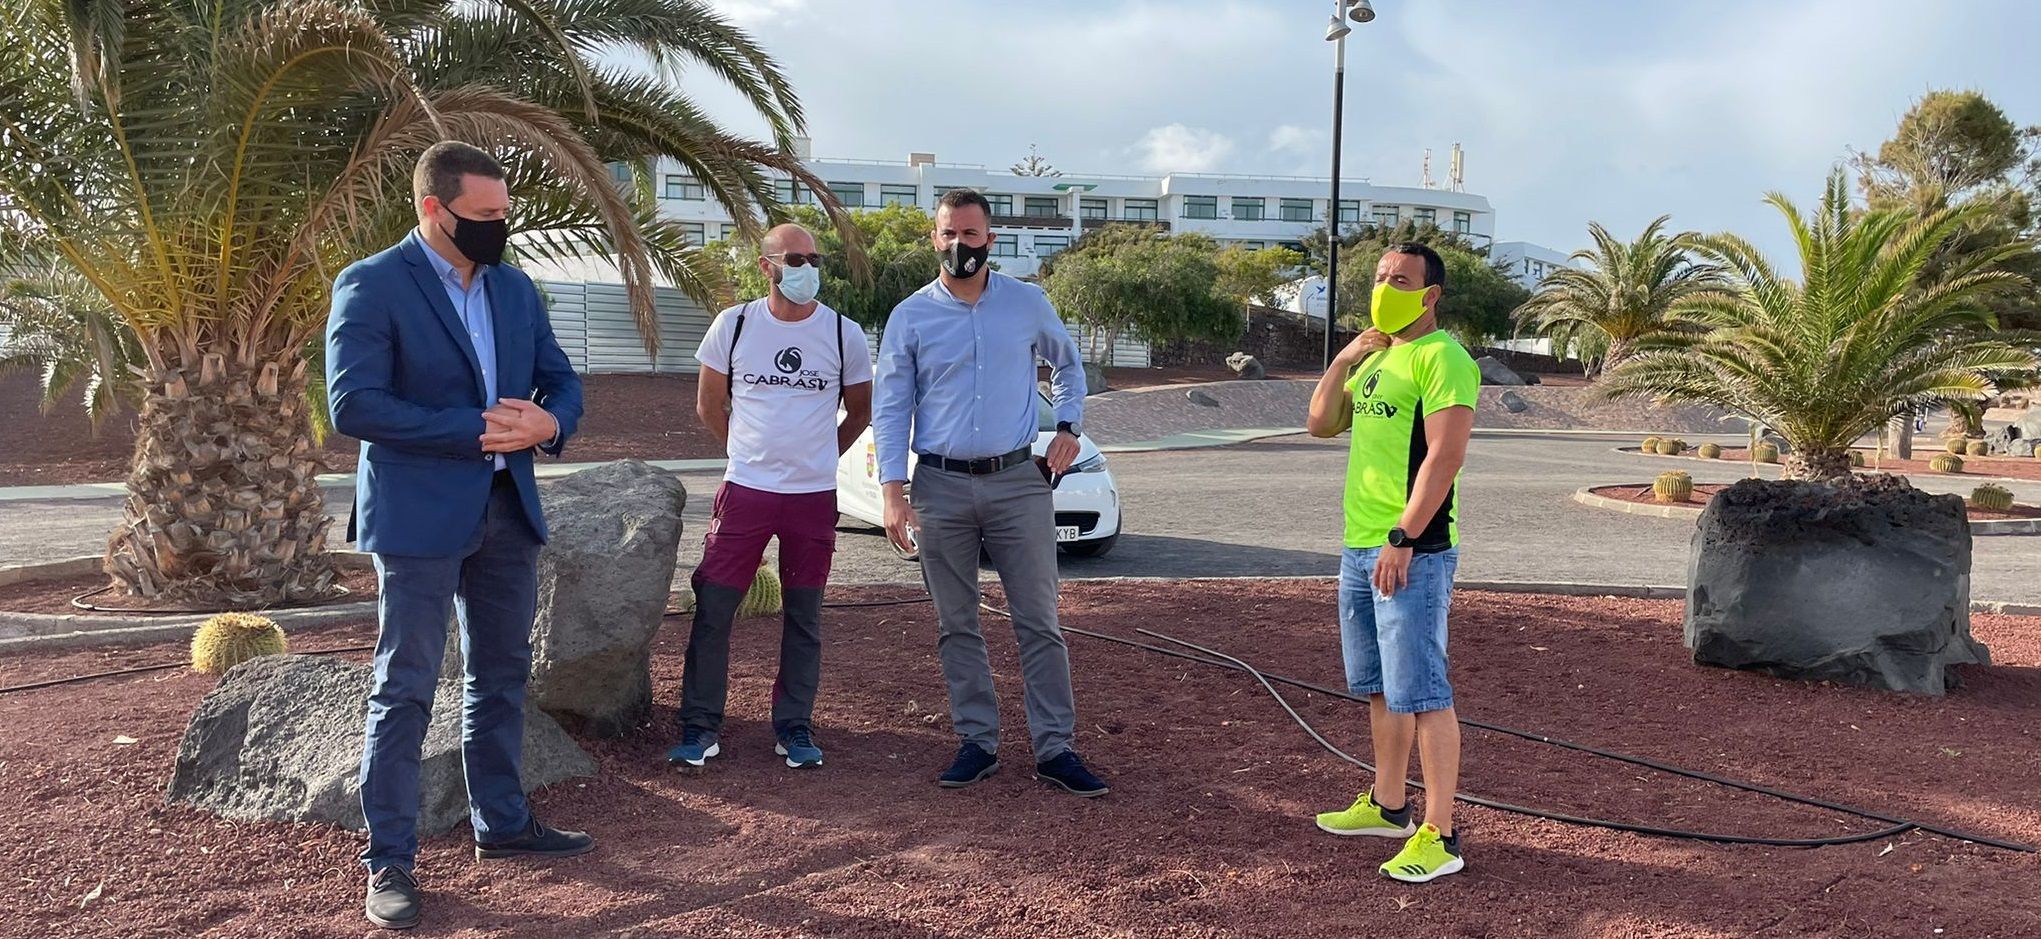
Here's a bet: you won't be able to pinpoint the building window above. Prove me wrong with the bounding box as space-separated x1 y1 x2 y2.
1338 200 1363 224
827 181 865 208
773 179 815 205
681 222 705 247
664 175 706 200
1240 241 1266 250
1453 211 1472 234
1183 195 1218 219
881 184 918 207
1081 198 1108 220
1414 207 1436 225
1124 198 1159 221
1279 199 1313 222
991 237 1020 257
1034 235 1070 257
986 194 1014 215
1232 197 1265 221
721 223 741 242
608 162 633 185
1024 196 1060 218
1370 205 1398 226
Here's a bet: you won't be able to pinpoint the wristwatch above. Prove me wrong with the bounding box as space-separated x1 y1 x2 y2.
1056 420 1081 438
1386 527 1414 549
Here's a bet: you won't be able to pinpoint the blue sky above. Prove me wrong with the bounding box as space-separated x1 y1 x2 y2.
689 0 2041 263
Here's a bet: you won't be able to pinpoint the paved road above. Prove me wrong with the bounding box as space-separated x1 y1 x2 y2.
5 433 2039 602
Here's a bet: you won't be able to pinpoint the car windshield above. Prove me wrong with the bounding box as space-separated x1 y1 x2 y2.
1036 394 1057 433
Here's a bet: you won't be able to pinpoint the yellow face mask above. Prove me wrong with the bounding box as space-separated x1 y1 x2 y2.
1370 282 1429 334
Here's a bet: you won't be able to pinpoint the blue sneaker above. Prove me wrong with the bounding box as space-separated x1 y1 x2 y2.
665 727 720 768
775 727 823 768
1035 750 1108 797
937 741 1000 788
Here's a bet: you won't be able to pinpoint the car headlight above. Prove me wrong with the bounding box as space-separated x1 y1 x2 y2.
1072 454 1108 473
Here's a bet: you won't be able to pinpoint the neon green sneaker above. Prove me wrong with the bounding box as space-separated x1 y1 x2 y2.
1380 823 1464 883
1314 790 1417 838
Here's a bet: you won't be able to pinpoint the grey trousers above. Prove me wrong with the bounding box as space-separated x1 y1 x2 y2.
911 459 1076 761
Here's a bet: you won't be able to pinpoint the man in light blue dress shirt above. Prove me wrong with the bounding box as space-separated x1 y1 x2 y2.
873 189 1109 797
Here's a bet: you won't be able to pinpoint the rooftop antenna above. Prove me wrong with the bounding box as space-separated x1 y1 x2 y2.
1421 148 1434 189
1449 143 1464 192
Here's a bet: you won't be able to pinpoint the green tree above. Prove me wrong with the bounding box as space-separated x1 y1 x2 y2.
1512 216 1720 375
0 0 858 608
1215 244 1304 307
1040 224 1242 363
714 203 937 328
1011 144 1062 178
1600 172 2036 481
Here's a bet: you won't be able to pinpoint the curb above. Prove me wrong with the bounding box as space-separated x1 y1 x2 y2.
1572 486 2041 535
1610 446 2041 486
0 552 380 651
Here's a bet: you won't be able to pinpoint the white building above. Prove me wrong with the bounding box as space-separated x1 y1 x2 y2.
641 140 1501 280
1490 240 1578 291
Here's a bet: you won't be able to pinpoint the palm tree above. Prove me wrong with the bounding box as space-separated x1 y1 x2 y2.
0 0 861 608
1513 215 1720 374
1600 171 2037 481
0 252 144 425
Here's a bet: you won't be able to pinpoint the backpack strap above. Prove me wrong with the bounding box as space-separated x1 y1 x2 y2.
724 299 753 403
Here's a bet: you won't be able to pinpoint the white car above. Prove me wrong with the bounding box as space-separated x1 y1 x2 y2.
837 392 1122 558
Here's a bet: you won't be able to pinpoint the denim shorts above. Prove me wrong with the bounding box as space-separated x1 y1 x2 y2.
1339 546 1459 714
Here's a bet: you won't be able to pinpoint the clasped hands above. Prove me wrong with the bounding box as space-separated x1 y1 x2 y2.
481 398 557 454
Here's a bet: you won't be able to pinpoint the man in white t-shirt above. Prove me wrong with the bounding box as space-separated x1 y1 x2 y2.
667 223 872 771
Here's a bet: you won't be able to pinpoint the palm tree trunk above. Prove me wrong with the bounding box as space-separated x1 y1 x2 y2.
1782 448 1853 482
104 343 339 609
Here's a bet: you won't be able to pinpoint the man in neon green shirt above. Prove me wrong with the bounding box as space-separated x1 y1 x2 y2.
1304 243 1480 883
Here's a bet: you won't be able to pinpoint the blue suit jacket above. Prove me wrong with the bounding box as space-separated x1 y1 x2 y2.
325 237 584 557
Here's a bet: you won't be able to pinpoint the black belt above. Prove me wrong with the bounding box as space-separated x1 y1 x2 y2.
917 446 1033 475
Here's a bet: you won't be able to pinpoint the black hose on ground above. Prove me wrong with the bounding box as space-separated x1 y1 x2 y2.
973 601 2036 855
7 588 2031 854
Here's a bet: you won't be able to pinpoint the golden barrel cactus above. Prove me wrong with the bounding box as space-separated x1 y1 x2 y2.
191 612 287 676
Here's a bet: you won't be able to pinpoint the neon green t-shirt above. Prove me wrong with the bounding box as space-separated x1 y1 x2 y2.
1342 330 1481 550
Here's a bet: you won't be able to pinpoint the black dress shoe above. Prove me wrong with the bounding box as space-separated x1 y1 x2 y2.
475 818 596 860
1035 750 1109 797
937 741 1000 788
365 866 421 930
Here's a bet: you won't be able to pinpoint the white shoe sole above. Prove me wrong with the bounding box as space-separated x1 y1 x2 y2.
774 743 822 768
1315 819 1417 838
670 742 720 768
1381 855 1465 883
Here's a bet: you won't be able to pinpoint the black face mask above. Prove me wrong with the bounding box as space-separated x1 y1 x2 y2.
440 208 509 267
940 239 990 279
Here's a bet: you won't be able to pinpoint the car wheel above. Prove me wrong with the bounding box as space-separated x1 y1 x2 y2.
1061 533 1117 559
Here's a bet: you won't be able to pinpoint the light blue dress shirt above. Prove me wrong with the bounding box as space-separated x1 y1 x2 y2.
873 271 1086 484
413 230 503 470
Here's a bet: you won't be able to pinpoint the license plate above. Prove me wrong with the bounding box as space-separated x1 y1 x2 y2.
1055 525 1081 543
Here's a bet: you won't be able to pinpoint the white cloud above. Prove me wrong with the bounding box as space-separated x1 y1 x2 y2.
1267 124 1324 155
705 0 809 26
1131 124 1236 173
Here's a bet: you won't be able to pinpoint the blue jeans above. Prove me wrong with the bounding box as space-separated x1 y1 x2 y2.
1339 546 1459 714
359 479 541 874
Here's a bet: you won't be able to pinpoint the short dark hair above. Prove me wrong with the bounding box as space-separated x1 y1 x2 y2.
1383 242 1446 290
935 187 993 219
413 141 506 205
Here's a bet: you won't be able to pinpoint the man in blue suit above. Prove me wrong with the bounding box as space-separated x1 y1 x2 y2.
326 141 591 931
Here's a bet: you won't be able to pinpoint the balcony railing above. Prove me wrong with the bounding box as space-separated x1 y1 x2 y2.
990 213 1072 230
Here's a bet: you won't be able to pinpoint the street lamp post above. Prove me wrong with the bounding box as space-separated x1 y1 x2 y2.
1323 0 1375 370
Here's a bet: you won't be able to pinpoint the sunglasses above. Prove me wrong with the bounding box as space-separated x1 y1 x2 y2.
765 252 826 268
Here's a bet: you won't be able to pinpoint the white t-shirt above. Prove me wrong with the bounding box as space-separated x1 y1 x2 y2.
695 300 873 494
